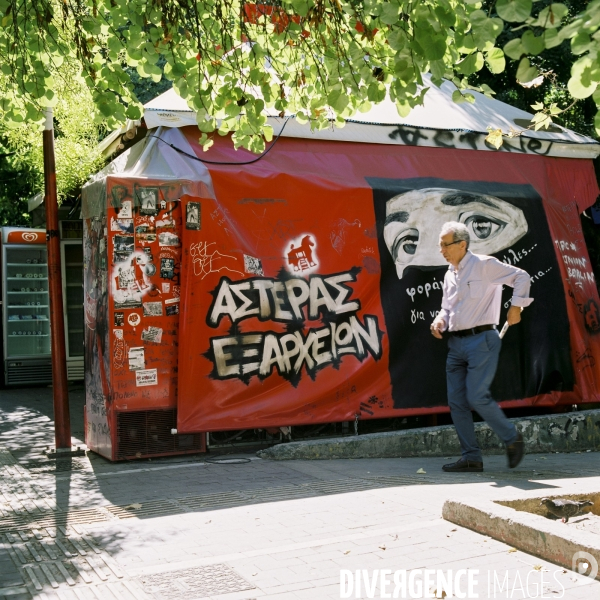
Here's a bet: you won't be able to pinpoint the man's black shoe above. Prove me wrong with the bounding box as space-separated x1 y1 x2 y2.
506 432 525 469
442 459 483 473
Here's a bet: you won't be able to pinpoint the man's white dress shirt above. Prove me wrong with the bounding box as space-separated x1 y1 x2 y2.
435 251 533 332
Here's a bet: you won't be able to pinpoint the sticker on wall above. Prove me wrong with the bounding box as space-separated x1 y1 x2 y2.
111 185 130 209
112 260 143 309
114 331 126 371
162 282 171 293
114 290 142 310
143 301 163 317
286 234 318 274
141 326 163 344
114 312 124 327
128 313 141 327
186 202 201 230
135 224 156 243
165 296 180 316
110 218 133 233
166 303 179 316
160 258 175 279
118 200 132 219
136 368 158 387
113 235 134 263
244 254 264 276
115 265 134 290
159 232 180 247
128 347 145 370
136 186 159 216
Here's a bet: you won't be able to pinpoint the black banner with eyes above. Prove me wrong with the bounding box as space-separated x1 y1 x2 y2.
367 177 573 409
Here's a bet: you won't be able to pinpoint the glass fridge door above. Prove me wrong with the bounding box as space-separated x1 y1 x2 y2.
4 245 51 357
63 242 84 358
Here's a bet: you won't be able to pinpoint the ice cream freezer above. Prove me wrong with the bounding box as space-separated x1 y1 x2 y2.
1 227 52 385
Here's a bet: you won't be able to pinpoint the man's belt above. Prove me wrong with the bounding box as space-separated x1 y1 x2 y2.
450 324 497 337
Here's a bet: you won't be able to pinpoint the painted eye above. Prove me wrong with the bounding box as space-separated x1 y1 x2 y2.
391 229 419 260
400 235 418 255
464 215 506 240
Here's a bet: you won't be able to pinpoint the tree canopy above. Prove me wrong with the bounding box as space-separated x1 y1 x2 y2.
0 63 107 226
0 0 597 153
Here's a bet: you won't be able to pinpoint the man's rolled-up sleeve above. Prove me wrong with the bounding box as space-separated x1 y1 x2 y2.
487 258 534 308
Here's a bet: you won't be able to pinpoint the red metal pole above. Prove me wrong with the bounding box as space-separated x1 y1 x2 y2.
43 107 71 449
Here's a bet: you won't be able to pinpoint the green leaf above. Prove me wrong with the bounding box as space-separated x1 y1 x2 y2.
480 83 496 97
452 89 467 104
263 125 274 142
485 128 504 149
534 3 568 29
357 100 372 113
543 28 562 49
434 6 455 27
367 82 386 103
571 32 592 56
415 24 447 61
531 102 544 110
503 39 524 60
516 58 539 84
549 104 562 115
395 100 412 118
291 0 310 17
380 3 400 25
533 114 552 130
496 0 532 22
430 59 446 81
521 31 545 56
327 89 349 112
457 52 484 75
568 56 598 99
485 48 505 74
126 105 142 119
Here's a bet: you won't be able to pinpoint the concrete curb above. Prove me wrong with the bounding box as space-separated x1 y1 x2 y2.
256 409 600 460
442 482 600 581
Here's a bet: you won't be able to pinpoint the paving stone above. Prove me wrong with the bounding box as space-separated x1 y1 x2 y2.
2 388 600 598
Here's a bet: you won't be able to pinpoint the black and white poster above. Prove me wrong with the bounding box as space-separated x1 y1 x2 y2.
136 186 159 216
186 202 201 230
368 177 573 409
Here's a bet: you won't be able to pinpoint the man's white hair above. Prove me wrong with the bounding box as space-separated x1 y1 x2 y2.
440 221 470 249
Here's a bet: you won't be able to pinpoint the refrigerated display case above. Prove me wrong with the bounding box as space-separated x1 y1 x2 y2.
61 239 84 380
1 227 52 385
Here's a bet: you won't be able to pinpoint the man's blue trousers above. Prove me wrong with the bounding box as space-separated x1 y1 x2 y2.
446 329 518 462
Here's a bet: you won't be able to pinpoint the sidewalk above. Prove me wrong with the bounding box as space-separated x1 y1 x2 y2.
0 386 599 599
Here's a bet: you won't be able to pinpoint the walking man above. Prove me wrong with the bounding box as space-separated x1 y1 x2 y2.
431 222 533 472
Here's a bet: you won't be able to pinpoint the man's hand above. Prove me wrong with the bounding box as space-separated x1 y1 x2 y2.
430 321 444 339
507 305 523 326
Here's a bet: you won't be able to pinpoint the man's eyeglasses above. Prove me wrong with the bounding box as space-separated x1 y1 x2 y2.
439 240 462 249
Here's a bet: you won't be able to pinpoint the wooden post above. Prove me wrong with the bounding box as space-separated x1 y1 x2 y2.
43 107 71 449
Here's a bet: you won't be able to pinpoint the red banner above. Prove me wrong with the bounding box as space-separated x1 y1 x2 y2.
169 133 600 432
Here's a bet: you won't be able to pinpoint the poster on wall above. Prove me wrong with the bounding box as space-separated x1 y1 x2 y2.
174 142 600 433
369 178 573 408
